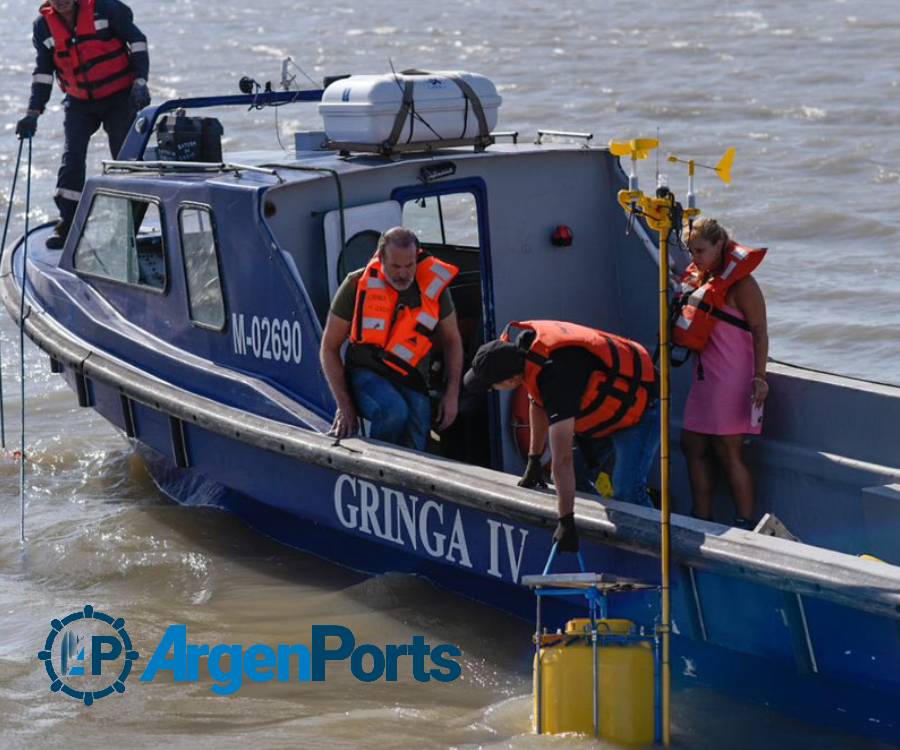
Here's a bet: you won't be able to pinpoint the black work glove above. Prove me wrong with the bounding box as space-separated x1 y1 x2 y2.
552 513 579 553
16 114 37 140
517 454 547 489
131 81 151 111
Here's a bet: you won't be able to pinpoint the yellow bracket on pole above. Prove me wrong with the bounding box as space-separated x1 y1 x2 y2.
616 190 676 233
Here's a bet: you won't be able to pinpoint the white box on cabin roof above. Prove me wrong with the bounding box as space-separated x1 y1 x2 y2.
318 71 501 145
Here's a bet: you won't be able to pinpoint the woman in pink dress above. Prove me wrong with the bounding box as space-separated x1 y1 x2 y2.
681 219 769 527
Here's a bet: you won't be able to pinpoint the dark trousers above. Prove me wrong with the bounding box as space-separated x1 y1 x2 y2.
55 91 135 225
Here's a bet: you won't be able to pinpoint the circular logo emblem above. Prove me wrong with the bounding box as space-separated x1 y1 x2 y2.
38 605 139 705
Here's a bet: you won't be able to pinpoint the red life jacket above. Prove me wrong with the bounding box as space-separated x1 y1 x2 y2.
672 242 766 352
350 253 458 379
504 320 656 439
41 0 135 101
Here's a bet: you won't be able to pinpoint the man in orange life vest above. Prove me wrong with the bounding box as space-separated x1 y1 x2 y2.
464 320 660 551
320 227 464 451
16 0 150 249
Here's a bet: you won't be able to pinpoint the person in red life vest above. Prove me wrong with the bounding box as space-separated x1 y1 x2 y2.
464 320 660 552
15 0 151 250
319 227 464 451
677 218 769 528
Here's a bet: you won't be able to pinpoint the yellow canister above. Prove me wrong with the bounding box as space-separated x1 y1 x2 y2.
534 618 654 744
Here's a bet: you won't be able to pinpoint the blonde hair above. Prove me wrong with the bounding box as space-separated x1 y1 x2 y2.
684 218 731 249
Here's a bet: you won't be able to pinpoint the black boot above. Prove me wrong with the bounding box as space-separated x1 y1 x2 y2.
45 220 70 250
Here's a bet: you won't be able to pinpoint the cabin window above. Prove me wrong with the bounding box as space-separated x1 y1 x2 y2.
401 192 479 249
73 193 166 291
337 228 382 285
179 206 226 329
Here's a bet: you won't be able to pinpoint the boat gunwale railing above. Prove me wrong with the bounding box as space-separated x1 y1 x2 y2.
536 129 594 147
491 130 519 144
118 90 325 162
324 135 495 157
102 160 285 183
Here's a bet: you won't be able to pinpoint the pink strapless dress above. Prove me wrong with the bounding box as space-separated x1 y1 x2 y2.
682 304 761 436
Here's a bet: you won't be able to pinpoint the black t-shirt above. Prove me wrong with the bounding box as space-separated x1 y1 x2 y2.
516 330 602 424
536 347 602 424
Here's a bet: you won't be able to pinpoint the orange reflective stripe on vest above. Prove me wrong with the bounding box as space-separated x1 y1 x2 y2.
41 0 134 101
350 254 459 378
672 242 766 352
505 320 656 439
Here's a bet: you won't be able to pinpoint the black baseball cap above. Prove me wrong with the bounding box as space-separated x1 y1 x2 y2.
463 340 526 392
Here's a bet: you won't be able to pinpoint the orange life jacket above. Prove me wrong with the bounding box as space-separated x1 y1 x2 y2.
41 0 135 101
350 253 459 380
672 242 766 352
504 320 656 440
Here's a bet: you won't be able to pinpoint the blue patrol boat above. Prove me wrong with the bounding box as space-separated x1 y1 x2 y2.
3 74 900 743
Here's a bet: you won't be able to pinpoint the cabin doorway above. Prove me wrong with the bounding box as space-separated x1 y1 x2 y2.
393 180 496 470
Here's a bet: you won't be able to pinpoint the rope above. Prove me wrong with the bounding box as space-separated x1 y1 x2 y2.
0 139 25 449
19 137 32 544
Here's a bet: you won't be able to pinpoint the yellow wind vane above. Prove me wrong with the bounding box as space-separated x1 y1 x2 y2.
666 146 736 225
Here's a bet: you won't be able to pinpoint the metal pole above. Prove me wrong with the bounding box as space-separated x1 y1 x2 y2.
0 139 25 450
19 137 32 544
658 205 673 746
592 620 599 737
534 592 542 735
654 630 662 743
542 542 558 575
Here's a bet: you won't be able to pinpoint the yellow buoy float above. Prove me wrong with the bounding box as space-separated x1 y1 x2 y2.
534 617 655 743
523 564 660 744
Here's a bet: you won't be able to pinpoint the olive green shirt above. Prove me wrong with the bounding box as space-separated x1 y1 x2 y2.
331 268 455 386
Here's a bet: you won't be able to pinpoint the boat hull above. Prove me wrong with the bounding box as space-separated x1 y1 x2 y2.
4 163 900 743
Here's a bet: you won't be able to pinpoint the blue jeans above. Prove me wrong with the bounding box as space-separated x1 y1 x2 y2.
348 367 432 451
574 399 661 507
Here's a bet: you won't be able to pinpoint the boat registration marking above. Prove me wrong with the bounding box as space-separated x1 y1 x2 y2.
232 313 303 364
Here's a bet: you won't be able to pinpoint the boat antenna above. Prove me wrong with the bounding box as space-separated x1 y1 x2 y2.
280 58 297 91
